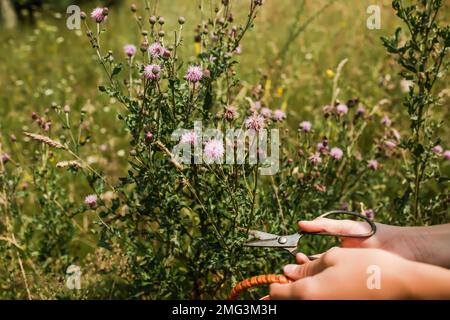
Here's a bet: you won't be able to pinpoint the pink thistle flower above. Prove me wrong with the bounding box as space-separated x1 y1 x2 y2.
367 159 379 170
299 121 312 132
432 145 443 154
316 142 328 154
245 114 266 131
1 153 10 164
272 109 286 121
84 194 98 208
91 7 107 23
149 42 164 58
250 101 262 112
223 106 237 121
336 103 348 115
180 132 198 145
260 108 272 118
364 209 375 220
145 132 154 143
330 147 343 160
124 44 137 58
309 153 322 165
444 150 450 160
384 140 397 150
185 65 203 83
204 139 224 161
381 115 392 126
356 106 366 115
143 64 161 80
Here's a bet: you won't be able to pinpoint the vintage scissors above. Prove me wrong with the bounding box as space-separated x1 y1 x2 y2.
245 210 376 258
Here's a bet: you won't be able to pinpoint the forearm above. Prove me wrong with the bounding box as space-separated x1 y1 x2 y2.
406 261 450 299
381 223 450 268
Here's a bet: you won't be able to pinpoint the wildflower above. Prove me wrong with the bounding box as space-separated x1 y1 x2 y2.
316 142 328 154
143 64 161 80
364 209 375 220
124 44 137 58
309 153 322 165
178 16 185 25
260 108 272 118
250 101 262 112
272 109 286 121
91 7 107 23
245 114 265 131
384 140 397 150
1 153 10 165
336 103 348 115
330 147 343 160
432 145 443 154
84 194 98 208
24 132 65 149
299 121 312 133
223 106 237 121
367 159 379 170
185 65 203 83
180 132 198 145
149 42 164 58
145 132 154 143
356 106 366 115
204 139 224 161
444 150 450 161
381 115 392 126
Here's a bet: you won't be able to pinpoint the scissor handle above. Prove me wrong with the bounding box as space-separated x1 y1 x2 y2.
301 210 376 238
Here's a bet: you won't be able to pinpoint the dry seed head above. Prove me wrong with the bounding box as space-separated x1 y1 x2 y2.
24 132 65 149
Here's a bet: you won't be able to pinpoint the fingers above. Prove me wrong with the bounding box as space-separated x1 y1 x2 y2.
298 217 369 235
282 255 328 281
295 252 310 265
270 278 317 300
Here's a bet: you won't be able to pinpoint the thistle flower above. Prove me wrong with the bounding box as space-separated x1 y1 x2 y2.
364 209 375 220
299 121 312 132
124 44 137 58
444 150 450 160
223 106 237 121
180 132 198 145
330 147 343 160
145 132 154 143
322 105 334 116
272 109 286 121
204 139 224 161
356 106 366 115
91 7 107 23
260 108 272 118
24 132 65 149
432 145 443 154
1 153 10 164
367 159 379 170
84 194 98 209
149 42 164 58
381 115 392 126
336 104 348 115
143 64 161 80
185 65 203 83
245 114 265 131
384 140 397 150
309 153 322 165
250 101 261 112
316 142 328 154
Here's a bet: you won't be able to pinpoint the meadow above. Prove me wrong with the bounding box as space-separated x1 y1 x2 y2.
0 0 449 299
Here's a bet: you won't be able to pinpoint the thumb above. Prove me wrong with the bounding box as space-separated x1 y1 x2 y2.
298 217 368 235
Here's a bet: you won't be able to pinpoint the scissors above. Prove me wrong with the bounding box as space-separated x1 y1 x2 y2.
245 210 376 258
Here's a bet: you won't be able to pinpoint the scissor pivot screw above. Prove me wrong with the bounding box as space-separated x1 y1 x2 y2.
278 237 288 244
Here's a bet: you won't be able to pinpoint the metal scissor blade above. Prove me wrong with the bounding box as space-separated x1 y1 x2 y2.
245 232 301 248
247 229 279 241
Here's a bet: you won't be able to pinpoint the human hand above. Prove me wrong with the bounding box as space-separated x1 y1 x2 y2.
298 218 423 263
270 248 414 299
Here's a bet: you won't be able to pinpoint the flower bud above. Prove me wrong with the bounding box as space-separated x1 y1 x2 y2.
149 16 157 25
158 16 165 25
130 4 137 12
178 16 185 25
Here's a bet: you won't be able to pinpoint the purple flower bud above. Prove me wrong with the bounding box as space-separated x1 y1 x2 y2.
299 121 312 132
84 194 98 208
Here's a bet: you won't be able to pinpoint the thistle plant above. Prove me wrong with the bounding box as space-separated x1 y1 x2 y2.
381 0 450 221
